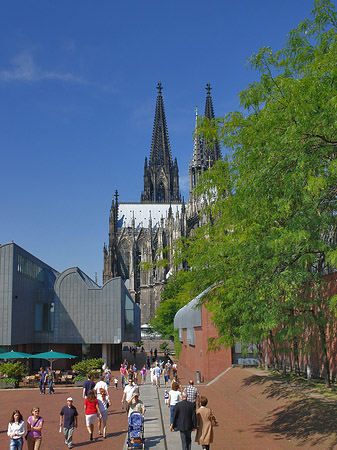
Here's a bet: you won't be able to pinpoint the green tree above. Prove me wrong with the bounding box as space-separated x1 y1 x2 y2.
168 0 337 386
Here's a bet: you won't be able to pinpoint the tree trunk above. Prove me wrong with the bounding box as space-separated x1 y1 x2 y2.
306 326 311 385
293 339 300 376
269 330 279 369
318 323 330 387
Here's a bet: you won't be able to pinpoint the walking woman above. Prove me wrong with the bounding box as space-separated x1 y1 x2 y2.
7 410 25 450
195 396 214 450
84 389 102 441
141 365 147 384
26 407 44 450
168 381 181 425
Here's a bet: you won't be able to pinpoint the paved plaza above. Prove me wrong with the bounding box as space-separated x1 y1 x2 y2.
1 357 337 449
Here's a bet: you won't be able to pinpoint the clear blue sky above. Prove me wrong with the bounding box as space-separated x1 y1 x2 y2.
0 0 328 282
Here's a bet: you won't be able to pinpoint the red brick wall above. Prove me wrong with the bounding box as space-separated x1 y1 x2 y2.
178 305 232 382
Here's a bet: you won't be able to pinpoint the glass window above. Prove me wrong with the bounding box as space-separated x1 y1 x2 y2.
35 303 54 332
125 296 134 333
17 254 44 282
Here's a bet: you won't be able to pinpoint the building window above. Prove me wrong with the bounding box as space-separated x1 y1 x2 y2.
187 327 195 346
118 240 130 280
125 297 134 334
17 254 44 282
35 303 54 331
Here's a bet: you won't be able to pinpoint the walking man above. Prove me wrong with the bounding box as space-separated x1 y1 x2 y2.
172 391 196 450
83 373 95 398
60 397 78 449
153 363 162 388
39 367 47 394
184 380 200 411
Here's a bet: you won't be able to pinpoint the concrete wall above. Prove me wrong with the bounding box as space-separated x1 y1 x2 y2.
0 243 58 346
54 269 140 344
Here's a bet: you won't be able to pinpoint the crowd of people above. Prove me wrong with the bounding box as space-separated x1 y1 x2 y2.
6 353 216 450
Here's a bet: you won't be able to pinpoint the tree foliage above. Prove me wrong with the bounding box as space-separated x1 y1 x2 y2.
162 0 337 385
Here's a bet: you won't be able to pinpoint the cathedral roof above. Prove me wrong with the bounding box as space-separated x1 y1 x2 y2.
149 82 173 167
117 202 183 229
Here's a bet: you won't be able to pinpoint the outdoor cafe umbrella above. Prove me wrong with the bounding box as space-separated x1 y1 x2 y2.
0 350 33 359
31 350 77 369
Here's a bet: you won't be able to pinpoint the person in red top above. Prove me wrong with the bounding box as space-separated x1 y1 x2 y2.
84 390 101 441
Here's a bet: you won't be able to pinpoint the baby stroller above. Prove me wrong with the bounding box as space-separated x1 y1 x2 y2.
126 411 145 449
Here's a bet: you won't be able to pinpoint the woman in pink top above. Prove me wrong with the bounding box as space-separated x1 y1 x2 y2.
26 407 44 450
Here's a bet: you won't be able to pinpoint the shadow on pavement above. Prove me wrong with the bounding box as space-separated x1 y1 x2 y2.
143 434 165 448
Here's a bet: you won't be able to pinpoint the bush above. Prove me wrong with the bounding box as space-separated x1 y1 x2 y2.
0 378 17 385
71 358 104 377
173 329 182 358
0 361 29 381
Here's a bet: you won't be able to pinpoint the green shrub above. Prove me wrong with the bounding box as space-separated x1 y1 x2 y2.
173 329 182 358
0 361 29 381
71 358 104 376
0 377 17 385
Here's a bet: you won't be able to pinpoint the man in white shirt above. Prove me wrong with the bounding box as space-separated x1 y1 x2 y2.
153 364 162 388
121 379 136 413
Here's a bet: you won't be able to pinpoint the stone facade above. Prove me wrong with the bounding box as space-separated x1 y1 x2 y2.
103 82 221 325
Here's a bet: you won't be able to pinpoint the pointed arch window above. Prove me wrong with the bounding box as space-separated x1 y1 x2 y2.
157 181 165 202
119 240 130 280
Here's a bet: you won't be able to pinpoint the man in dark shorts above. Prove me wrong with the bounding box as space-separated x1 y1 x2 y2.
60 397 78 449
83 374 95 398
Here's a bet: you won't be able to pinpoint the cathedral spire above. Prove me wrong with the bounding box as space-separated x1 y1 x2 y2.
191 106 204 169
141 83 181 203
149 81 172 167
203 82 221 166
205 82 215 120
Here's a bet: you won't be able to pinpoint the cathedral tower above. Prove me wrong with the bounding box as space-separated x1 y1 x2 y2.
141 82 180 203
187 83 222 232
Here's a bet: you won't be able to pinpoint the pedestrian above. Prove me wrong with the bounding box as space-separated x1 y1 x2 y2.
59 397 78 449
168 381 181 425
163 364 169 388
171 392 196 450
153 363 162 388
120 363 127 388
26 406 44 450
195 396 214 450
121 379 136 413
128 364 134 382
133 363 138 383
172 362 178 378
154 348 157 359
38 368 46 395
146 355 151 370
114 376 118 388
84 390 102 442
150 365 155 385
94 375 110 438
7 409 25 450
83 373 95 398
104 366 112 386
47 367 55 394
164 390 169 405
184 380 200 411
141 365 147 384
128 392 146 416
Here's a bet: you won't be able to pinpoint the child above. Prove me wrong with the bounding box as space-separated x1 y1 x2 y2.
114 376 118 389
164 390 169 405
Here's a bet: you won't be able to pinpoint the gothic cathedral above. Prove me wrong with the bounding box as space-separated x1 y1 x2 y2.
103 82 221 325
